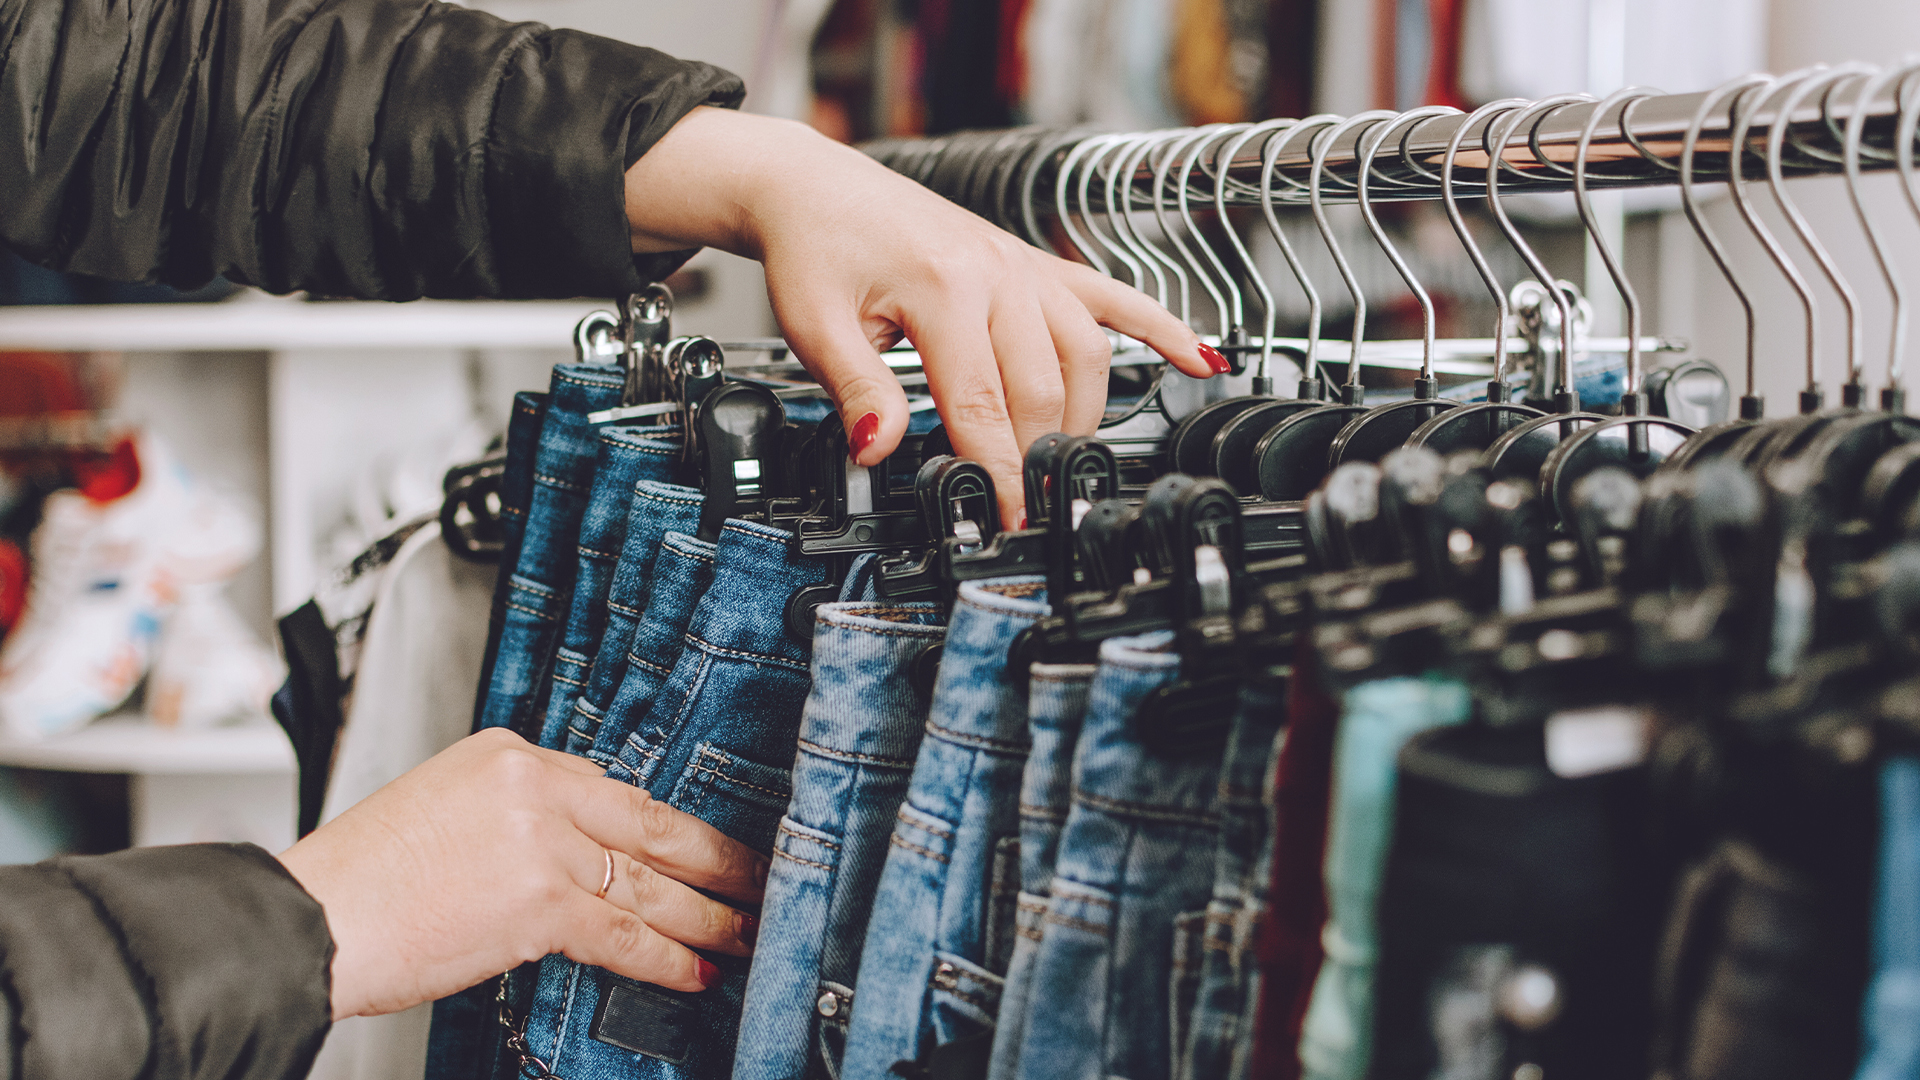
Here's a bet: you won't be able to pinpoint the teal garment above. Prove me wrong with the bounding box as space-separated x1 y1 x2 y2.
1856 756 1920 1080
1297 675 1472 1080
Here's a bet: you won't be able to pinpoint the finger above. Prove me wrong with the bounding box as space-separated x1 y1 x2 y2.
568 781 769 904
782 299 912 468
989 295 1070 454
911 308 1030 527
606 851 756 958
1051 259 1218 379
554 892 716 994
1037 283 1115 435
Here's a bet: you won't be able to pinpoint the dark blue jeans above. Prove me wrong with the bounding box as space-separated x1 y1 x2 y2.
471 391 549 731
475 365 624 737
1178 675 1286 1080
987 662 1097 1080
839 578 1049 1080
1010 631 1222 1080
733 599 949 1080
568 482 705 758
537 428 684 749
520 519 829 1080
592 527 717 773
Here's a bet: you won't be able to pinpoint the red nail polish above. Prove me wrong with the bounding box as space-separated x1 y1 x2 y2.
697 958 721 988
1198 343 1232 375
739 914 759 947
850 412 880 459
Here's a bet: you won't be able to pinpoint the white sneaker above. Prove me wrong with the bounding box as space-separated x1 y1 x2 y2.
0 434 261 741
148 584 283 730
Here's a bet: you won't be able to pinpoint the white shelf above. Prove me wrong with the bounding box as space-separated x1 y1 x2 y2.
0 715 295 775
0 295 595 352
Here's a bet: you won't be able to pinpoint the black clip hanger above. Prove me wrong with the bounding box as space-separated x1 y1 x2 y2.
695 378 786 543
875 454 1003 601
440 455 508 563
944 434 1118 599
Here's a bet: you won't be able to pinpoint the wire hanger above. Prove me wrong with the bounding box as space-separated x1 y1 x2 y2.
1405 98 1551 455
1843 62 1916 413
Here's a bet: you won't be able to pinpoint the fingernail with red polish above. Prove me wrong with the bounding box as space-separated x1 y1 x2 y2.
850 412 880 459
1199 343 1231 375
697 958 721 988
738 914 759 947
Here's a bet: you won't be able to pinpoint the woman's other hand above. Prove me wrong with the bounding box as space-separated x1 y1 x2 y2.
277 729 766 1020
622 107 1226 525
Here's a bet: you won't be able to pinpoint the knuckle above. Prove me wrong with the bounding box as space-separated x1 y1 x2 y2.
1013 382 1067 424
626 860 663 904
945 383 1011 430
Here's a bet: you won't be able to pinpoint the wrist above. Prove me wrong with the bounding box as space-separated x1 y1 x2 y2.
624 107 804 259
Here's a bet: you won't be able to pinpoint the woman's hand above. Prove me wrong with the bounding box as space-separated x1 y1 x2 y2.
277 729 766 1020
623 107 1226 525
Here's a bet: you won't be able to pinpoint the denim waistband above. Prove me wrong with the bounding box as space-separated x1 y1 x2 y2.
802 602 948 762
923 577 1049 748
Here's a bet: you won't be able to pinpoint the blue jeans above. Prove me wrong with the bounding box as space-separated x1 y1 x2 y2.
471 391 549 731
538 429 684 749
520 519 829 1080
1297 675 1470 1080
593 528 718 774
839 578 1050 1080
475 365 624 736
1179 675 1287 1080
1857 756 1920 1080
1010 631 1222 1080
733 600 949 1080
987 662 1097 1080
565 482 706 757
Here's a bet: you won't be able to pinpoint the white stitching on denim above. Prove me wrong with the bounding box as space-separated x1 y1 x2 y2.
795 737 916 769
888 834 949 863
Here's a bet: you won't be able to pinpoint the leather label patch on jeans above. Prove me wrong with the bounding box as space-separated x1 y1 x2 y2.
590 979 701 1064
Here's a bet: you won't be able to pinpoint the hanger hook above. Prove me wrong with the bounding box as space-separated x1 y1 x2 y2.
1212 119 1294 385
1575 87 1662 405
1309 111 1397 398
1766 64 1876 403
1178 124 1250 336
1442 99 1527 388
1121 132 1199 315
1054 136 1115 276
1093 133 1165 302
1485 94 1591 406
1680 74 1772 416
1262 115 1342 396
1141 132 1198 324
1722 68 1829 410
1156 127 1235 334
1899 61 1920 405
1847 63 1918 407
1077 135 1149 287
1356 105 1462 386
1113 129 1182 309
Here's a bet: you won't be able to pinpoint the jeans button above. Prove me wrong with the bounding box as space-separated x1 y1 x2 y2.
816 990 842 1018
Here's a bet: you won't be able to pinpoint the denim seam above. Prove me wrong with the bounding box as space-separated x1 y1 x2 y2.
689 751 790 799
1044 912 1111 935
923 719 1030 753
928 974 998 1014
1017 897 1048 914
1029 667 1096 684
577 545 618 560
1049 888 1114 909
1017 924 1044 941
533 472 589 493
795 738 916 769
774 848 835 871
606 600 644 618
820 624 946 640
553 371 622 391
636 487 702 504
1071 789 1220 827
506 601 557 621
660 543 717 564
625 652 673 676
684 636 810 673
551 671 585 688
778 821 841 848
1096 656 1181 674
566 723 594 742
896 808 954 839
510 578 557 596
888 834 950 863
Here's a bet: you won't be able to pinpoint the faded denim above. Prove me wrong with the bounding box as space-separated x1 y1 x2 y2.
475 365 623 736
538 429 684 749
985 662 1096 1080
521 519 828 1080
1179 675 1287 1080
470 390 548 732
1856 756 1920 1080
733 600 949 1080
1296 675 1470 1080
1010 631 1224 1080
839 578 1050 1080
585 528 716 767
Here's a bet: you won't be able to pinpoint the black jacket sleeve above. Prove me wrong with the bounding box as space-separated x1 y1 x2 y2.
0 0 745 300
0 843 334 1080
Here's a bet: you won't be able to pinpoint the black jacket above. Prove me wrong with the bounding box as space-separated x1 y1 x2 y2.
0 0 742 1076
0 0 744 299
